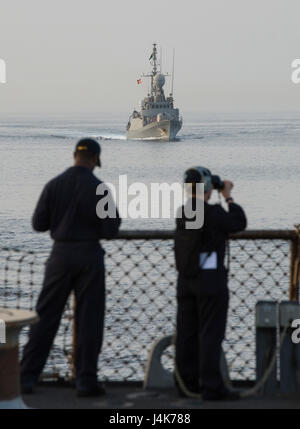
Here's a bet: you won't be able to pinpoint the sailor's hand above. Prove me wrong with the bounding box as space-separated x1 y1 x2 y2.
221 180 233 199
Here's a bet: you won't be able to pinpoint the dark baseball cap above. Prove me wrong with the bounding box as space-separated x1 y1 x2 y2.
75 138 101 167
184 166 212 193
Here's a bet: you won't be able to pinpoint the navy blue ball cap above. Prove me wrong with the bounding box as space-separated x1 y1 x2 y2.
75 138 101 166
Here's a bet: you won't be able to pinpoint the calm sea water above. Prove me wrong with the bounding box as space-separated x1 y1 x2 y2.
1 111 300 251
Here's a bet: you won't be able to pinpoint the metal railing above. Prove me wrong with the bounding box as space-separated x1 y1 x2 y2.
1 229 300 382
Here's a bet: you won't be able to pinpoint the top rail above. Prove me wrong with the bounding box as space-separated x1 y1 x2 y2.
116 229 297 240
0 231 297 254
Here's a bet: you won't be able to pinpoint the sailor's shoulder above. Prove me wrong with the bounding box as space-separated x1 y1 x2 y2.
45 168 71 188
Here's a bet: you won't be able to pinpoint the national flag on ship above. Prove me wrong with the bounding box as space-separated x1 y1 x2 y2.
149 53 153 61
137 79 142 85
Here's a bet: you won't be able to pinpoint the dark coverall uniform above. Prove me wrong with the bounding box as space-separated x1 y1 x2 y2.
21 166 121 389
175 200 246 397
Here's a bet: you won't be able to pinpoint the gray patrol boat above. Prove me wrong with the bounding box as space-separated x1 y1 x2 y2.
126 44 182 141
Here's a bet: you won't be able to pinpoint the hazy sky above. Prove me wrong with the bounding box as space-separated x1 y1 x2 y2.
0 0 300 115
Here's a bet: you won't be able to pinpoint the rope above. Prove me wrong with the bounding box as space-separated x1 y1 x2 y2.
172 336 202 399
173 322 289 400
240 324 288 398
174 364 202 399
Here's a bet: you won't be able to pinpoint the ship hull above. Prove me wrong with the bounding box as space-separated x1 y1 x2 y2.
126 119 182 141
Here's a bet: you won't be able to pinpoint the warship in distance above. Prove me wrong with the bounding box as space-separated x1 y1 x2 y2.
126 44 182 141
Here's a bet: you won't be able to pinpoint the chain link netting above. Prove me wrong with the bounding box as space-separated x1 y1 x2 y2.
0 233 293 382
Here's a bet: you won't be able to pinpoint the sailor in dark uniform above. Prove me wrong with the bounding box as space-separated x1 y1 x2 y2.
174 166 247 400
21 139 121 397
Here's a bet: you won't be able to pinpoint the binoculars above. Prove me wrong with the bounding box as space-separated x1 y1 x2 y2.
211 175 225 191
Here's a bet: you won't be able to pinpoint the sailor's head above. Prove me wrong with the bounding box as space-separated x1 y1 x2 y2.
74 138 101 170
184 166 213 201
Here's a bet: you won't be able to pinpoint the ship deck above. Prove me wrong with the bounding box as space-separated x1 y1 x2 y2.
22 382 300 409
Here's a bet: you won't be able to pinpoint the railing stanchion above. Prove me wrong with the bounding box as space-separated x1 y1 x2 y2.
290 225 300 302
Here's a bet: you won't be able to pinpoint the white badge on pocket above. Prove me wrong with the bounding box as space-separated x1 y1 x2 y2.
199 252 217 270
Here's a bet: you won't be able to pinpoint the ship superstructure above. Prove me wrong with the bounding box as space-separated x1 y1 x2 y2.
126 44 182 141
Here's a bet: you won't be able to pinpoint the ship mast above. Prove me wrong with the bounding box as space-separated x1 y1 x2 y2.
141 43 169 98
171 49 175 96
150 43 158 96
142 43 160 96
